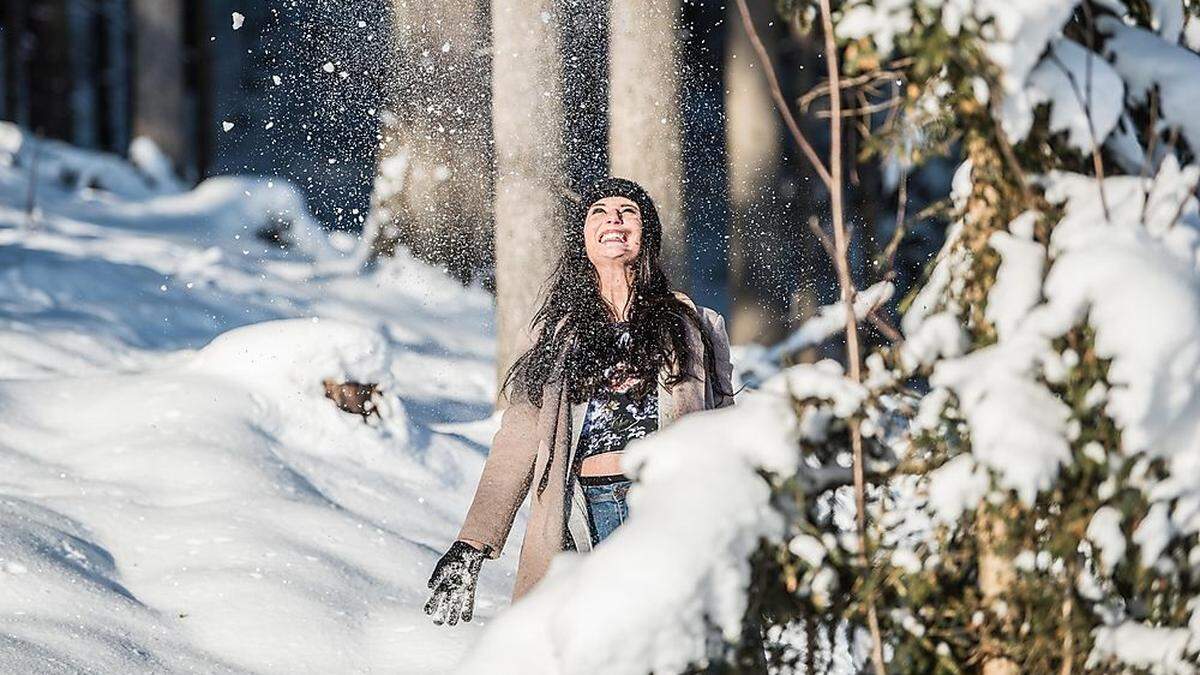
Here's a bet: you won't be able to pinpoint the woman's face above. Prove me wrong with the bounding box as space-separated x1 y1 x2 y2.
583 196 643 269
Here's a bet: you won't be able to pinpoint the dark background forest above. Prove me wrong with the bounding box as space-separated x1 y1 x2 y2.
0 0 949 363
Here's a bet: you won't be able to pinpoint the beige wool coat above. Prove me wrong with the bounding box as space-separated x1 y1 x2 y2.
457 295 735 600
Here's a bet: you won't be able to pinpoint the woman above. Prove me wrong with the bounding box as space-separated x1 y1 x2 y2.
424 177 735 626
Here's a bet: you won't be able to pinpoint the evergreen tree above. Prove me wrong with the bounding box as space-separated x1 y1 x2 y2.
744 1 1200 672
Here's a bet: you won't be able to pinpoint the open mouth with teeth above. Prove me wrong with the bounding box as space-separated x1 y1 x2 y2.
599 230 629 244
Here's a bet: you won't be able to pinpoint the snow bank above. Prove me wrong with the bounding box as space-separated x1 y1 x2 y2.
0 122 338 263
0 129 504 673
0 122 175 201
157 176 342 262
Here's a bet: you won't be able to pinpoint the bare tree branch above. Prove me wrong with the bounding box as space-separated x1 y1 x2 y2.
797 67 906 112
816 1 886 672
733 0 833 189
812 96 903 119
868 312 904 344
806 214 837 261
1046 50 1110 222
1138 92 1161 225
879 164 909 278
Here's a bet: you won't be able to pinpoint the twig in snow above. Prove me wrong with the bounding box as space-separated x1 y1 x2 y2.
1138 92 1162 225
766 281 895 365
24 130 43 229
1045 50 1110 222
1165 172 1200 232
1080 2 1111 222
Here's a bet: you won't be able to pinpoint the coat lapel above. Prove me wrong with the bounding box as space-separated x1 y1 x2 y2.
659 308 709 426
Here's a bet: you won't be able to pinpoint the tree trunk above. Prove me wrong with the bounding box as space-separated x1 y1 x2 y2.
65 0 98 149
978 509 1020 675
131 0 188 171
25 0 74 141
365 0 493 284
0 0 22 124
181 0 211 181
97 0 131 154
608 0 688 291
725 0 788 345
0 18 6 122
491 0 565 396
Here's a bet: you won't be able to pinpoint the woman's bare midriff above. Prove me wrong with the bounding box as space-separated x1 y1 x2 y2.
578 450 626 477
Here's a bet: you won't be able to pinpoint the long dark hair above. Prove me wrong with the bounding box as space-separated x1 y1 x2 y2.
503 177 726 407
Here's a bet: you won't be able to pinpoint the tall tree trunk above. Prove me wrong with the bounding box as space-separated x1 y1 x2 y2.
365 0 492 284
1 0 33 127
978 509 1020 674
0 1 14 122
25 0 74 141
97 0 131 154
181 0 211 181
608 0 688 291
725 0 787 345
491 0 565 396
0 27 5 123
131 0 188 171
66 0 98 149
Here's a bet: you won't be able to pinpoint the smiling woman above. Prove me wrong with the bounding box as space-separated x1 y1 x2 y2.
423 176 736 625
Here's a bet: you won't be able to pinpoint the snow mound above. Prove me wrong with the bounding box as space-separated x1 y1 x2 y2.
0 126 503 673
190 317 393 391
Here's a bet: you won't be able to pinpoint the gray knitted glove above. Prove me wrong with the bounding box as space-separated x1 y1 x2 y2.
424 541 486 625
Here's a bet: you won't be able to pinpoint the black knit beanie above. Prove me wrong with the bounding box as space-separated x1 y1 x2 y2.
575 176 662 255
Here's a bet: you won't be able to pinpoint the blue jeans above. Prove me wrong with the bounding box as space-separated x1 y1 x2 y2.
582 479 632 546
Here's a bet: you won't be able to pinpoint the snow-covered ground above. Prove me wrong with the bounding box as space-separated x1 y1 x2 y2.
0 125 516 673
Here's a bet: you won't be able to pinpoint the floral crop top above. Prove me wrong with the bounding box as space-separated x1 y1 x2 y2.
575 322 659 460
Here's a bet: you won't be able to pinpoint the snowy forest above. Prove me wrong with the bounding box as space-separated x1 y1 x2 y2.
1 0 1199 673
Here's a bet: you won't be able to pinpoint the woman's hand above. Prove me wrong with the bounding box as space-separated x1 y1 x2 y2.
424 540 486 625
